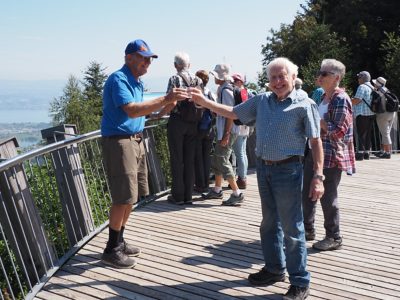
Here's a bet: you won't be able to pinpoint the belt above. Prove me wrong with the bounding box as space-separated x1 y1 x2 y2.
263 155 303 166
105 133 143 141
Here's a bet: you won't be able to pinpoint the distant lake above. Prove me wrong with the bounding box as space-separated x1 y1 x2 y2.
0 92 165 124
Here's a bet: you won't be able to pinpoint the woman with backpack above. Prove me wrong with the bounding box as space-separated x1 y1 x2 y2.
193 70 216 192
373 77 396 159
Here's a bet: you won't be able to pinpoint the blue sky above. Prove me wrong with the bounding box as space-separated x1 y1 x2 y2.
1 0 306 91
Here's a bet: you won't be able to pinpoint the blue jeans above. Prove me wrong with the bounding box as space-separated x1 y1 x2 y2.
256 158 310 287
232 135 248 179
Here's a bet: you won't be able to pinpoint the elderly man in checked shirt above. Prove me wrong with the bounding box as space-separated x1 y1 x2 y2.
190 57 324 300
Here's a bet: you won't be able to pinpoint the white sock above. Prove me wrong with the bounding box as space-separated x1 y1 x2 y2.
213 186 222 193
233 189 241 196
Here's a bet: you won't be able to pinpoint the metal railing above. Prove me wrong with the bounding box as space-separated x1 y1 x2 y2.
0 121 170 300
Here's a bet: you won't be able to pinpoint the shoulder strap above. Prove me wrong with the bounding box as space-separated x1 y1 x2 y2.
177 73 191 87
361 83 374 111
220 84 233 103
361 97 373 111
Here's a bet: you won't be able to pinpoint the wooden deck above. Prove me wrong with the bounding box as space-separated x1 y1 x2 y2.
34 155 400 300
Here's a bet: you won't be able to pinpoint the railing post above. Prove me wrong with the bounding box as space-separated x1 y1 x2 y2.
0 137 56 285
143 127 167 194
41 125 94 246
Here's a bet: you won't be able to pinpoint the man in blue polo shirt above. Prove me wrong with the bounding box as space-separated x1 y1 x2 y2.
101 39 188 269
190 57 324 300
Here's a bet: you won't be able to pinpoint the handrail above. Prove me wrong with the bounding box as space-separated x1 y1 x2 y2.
0 121 170 300
0 130 101 173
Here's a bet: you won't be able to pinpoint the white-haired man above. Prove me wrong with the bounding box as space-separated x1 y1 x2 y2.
164 52 203 205
190 57 324 300
351 71 375 160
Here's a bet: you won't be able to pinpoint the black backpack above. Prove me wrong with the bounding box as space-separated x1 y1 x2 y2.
221 84 247 125
221 84 243 106
384 91 399 112
362 84 385 113
173 74 204 122
363 84 399 113
369 90 386 113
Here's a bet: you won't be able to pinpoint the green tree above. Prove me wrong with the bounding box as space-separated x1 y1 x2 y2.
49 61 107 133
259 14 350 93
381 32 400 95
82 61 107 122
49 75 82 125
305 0 400 80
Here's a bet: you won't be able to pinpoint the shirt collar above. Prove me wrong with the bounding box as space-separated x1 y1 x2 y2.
272 88 301 104
122 64 141 83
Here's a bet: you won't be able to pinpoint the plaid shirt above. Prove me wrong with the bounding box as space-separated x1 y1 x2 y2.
322 88 356 175
353 83 375 117
166 70 202 115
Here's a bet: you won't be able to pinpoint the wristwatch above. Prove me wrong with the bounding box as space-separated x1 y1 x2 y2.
313 174 325 181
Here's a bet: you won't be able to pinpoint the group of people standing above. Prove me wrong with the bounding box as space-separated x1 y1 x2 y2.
352 71 396 160
98 38 394 300
155 53 251 207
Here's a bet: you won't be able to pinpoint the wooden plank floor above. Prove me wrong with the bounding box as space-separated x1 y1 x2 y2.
35 155 400 300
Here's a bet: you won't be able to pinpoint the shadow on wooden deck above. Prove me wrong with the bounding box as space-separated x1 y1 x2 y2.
35 155 400 300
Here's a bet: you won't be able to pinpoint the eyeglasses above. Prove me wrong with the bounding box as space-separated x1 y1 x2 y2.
133 53 153 63
317 70 335 77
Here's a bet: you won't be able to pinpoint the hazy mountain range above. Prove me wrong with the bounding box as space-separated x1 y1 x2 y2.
0 79 65 110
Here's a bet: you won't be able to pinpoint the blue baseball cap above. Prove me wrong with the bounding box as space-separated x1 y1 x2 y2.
125 39 158 58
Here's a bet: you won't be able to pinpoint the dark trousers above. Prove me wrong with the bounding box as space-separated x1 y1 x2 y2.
356 115 375 152
302 151 342 239
167 114 198 202
194 129 213 189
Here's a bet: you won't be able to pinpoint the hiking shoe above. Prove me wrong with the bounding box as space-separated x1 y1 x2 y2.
222 193 244 206
202 189 223 199
283 285 310 300
167 195 184 205
236 177 247 189
305 230 316 241
313 236 342 251
248 267 285 286
377 152 391 159
121 240 141 257
355 152 364 161
363 152 370 160
101 248 137 269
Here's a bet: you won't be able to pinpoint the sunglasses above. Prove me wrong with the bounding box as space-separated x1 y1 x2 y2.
317 70 335 77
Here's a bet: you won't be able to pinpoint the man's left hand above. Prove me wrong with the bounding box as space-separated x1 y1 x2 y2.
309 178 324 201
165 88 190 103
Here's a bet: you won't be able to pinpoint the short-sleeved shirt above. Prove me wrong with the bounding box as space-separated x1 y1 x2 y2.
353 83 375 117
101 64 145 136
216 81 237 140
166 70 202 116
233 88 320 161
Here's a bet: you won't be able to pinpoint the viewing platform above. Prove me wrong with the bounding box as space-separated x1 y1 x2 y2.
34 155 400 300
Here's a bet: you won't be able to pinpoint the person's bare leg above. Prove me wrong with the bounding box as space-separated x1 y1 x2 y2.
109 204 130 230
227 176 238 191
214 174 223 189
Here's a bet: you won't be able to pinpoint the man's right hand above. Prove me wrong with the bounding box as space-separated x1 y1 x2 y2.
165 88 189 103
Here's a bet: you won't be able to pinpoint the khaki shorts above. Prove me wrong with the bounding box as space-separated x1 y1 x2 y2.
102 136 149 204
211 133 237 179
